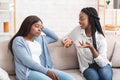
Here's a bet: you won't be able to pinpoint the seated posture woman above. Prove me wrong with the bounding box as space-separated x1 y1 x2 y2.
9 15 75 80
63 7 113 80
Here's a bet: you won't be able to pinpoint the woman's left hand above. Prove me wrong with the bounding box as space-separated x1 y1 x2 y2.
78 41 93 48
46 70 58 80
78 41 99 58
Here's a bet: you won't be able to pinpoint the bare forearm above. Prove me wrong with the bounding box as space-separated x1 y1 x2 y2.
89 46 99 58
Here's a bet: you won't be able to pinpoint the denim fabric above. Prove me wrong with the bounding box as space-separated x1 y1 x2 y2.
83 63 113 80
51 69 75 80
28 69 75 80
28 71 52 80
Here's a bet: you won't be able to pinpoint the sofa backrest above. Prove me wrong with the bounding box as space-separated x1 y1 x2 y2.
105 31 120 61
105 32 116 60
0 32 118 73
0 40 15 75
48 39 79 70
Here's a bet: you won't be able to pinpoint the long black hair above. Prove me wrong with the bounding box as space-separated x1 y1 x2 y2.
8 15 43 54
81 7 104 51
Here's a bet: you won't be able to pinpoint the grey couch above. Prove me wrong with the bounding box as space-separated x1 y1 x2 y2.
0 31 120 80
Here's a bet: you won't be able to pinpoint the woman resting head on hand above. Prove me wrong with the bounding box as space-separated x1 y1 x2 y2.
8 15 75 80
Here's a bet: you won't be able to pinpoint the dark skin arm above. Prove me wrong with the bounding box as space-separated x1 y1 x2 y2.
78 41 99 58
46 70 58 80
63 38 73 48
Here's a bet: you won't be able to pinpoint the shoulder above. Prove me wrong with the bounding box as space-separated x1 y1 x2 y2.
96 32 106 45
14 36 24 41
70 26 83 34
96 32 105 40
74 26 82 31
13 36 25 45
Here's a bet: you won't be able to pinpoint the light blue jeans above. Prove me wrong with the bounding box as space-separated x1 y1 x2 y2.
83 63 113 80
28 69 75 80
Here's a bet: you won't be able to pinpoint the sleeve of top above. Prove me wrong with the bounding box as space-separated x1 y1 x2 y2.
42 27 58 43
12 38 48 74
94 37 109 67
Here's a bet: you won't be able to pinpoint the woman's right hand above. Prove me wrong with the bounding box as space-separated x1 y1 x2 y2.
64 38 73 48
46 70 58 80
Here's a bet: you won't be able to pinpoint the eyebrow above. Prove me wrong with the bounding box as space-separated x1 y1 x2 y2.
79 16 84 19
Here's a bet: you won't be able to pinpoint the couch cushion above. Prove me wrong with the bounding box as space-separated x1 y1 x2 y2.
63 69 86 80
112 68 120 80
0 40 15 75
111 41 120 67
105 31 116 60
48 39 79 70
9 75 16 80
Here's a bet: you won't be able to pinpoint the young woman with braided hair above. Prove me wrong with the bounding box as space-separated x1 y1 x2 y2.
63 7 113 80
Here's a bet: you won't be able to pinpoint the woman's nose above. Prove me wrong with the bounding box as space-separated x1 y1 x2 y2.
38 28 41 31
79 21 81 25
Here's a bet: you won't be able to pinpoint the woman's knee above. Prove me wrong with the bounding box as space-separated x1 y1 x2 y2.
98 64 113 80
83 68 99 80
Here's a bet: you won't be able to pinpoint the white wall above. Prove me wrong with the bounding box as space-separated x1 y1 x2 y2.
16 0 97 38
